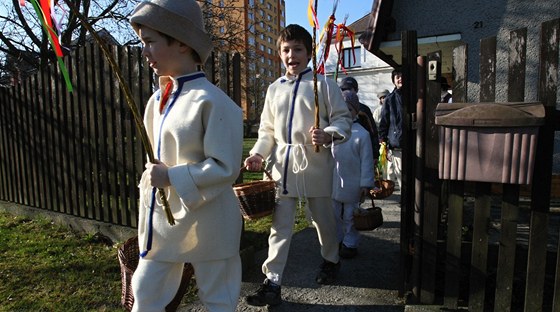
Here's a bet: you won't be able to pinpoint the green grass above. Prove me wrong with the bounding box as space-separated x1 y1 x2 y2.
0 213 123 311
0 139 309 310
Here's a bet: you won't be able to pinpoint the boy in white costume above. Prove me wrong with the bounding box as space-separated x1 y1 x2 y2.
244 24 352 306
332 90 376 259
129 1 244 311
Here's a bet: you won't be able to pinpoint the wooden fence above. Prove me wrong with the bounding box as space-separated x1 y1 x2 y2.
0 43 151 227
405 18 560 311
0 43 240 228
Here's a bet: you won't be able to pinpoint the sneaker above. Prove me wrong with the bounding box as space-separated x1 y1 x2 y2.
339 244 358 259
246 278 282 306
315 260 341 284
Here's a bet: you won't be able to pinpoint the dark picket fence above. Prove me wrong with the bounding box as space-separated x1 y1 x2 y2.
404 18 560 311
0 43 240 228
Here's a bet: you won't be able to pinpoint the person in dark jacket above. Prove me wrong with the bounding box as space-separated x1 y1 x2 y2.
339 76 380 165
378 69 403 188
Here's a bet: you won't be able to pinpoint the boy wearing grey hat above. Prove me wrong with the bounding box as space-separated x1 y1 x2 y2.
129 1 244 311
339 76 380 167
332 90 376 259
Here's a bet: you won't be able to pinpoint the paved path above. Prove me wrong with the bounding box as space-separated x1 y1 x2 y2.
180 189 408 311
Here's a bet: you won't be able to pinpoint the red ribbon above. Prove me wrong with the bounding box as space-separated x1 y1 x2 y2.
39 0 63 57
334 24 356 74
159 82 173 114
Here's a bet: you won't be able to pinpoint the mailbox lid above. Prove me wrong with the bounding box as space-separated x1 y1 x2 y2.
435 102 545 127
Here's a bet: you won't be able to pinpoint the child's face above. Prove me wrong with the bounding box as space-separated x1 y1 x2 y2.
139 26 186 77
393 73 403 89
279 40 311 77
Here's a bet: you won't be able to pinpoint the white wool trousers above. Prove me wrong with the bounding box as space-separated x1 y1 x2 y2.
132 255 241 312
388 149 402 188
263 196 339 285
332 200 361 248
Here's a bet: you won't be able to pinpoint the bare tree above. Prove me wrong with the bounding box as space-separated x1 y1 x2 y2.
0 0 263 87
0 0 141 85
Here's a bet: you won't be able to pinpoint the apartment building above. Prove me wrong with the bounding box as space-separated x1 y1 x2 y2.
208 0 286 121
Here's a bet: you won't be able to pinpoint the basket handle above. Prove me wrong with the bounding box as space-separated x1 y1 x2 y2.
240 167 273 181
368 191 376 207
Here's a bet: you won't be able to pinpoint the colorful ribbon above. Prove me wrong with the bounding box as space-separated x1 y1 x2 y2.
333 22 356 79
27 0 73 92
316 14 336 75
307 0 319 29
315 0 340 75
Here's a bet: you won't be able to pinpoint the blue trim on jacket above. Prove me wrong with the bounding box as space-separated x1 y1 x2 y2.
141 72 205 257
281 68 311 195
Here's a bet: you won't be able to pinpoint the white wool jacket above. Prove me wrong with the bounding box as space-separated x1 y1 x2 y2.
138 72 243 263
250 68 352 197
332 122 376 203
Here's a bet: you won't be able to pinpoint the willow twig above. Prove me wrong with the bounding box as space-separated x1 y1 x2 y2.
64 0 174 225
312 0 320 152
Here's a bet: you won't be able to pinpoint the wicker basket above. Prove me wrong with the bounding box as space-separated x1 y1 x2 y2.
370 179 395 199
353 197 383 231
117 236 194 312
234 169 276 220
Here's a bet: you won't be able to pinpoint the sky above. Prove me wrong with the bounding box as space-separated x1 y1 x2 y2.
284 0 374 33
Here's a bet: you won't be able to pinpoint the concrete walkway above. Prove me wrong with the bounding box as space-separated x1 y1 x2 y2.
179 189 410 311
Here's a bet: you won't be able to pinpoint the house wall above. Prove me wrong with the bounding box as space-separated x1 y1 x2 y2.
324 38 395 116
387 0 560 104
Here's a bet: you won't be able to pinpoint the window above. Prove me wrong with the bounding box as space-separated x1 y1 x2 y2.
248 36 255 45
248 12 254 20
342 47 361 69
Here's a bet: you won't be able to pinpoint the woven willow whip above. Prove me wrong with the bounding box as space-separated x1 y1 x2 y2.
64 1 175 225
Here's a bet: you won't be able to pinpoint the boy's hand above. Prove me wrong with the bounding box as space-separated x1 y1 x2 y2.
244 154 263 171
309 127 332 145
145 159 171 188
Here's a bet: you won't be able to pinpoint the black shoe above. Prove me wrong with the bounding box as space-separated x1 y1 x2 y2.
339 244 358 259
315 260 341 284
246 278 282 306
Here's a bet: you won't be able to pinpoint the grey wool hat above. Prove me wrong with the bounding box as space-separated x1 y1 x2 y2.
130 0 213 64
339 76 358 91
377 89 390 98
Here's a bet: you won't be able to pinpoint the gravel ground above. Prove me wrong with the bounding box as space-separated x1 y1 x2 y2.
179 190 407 312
